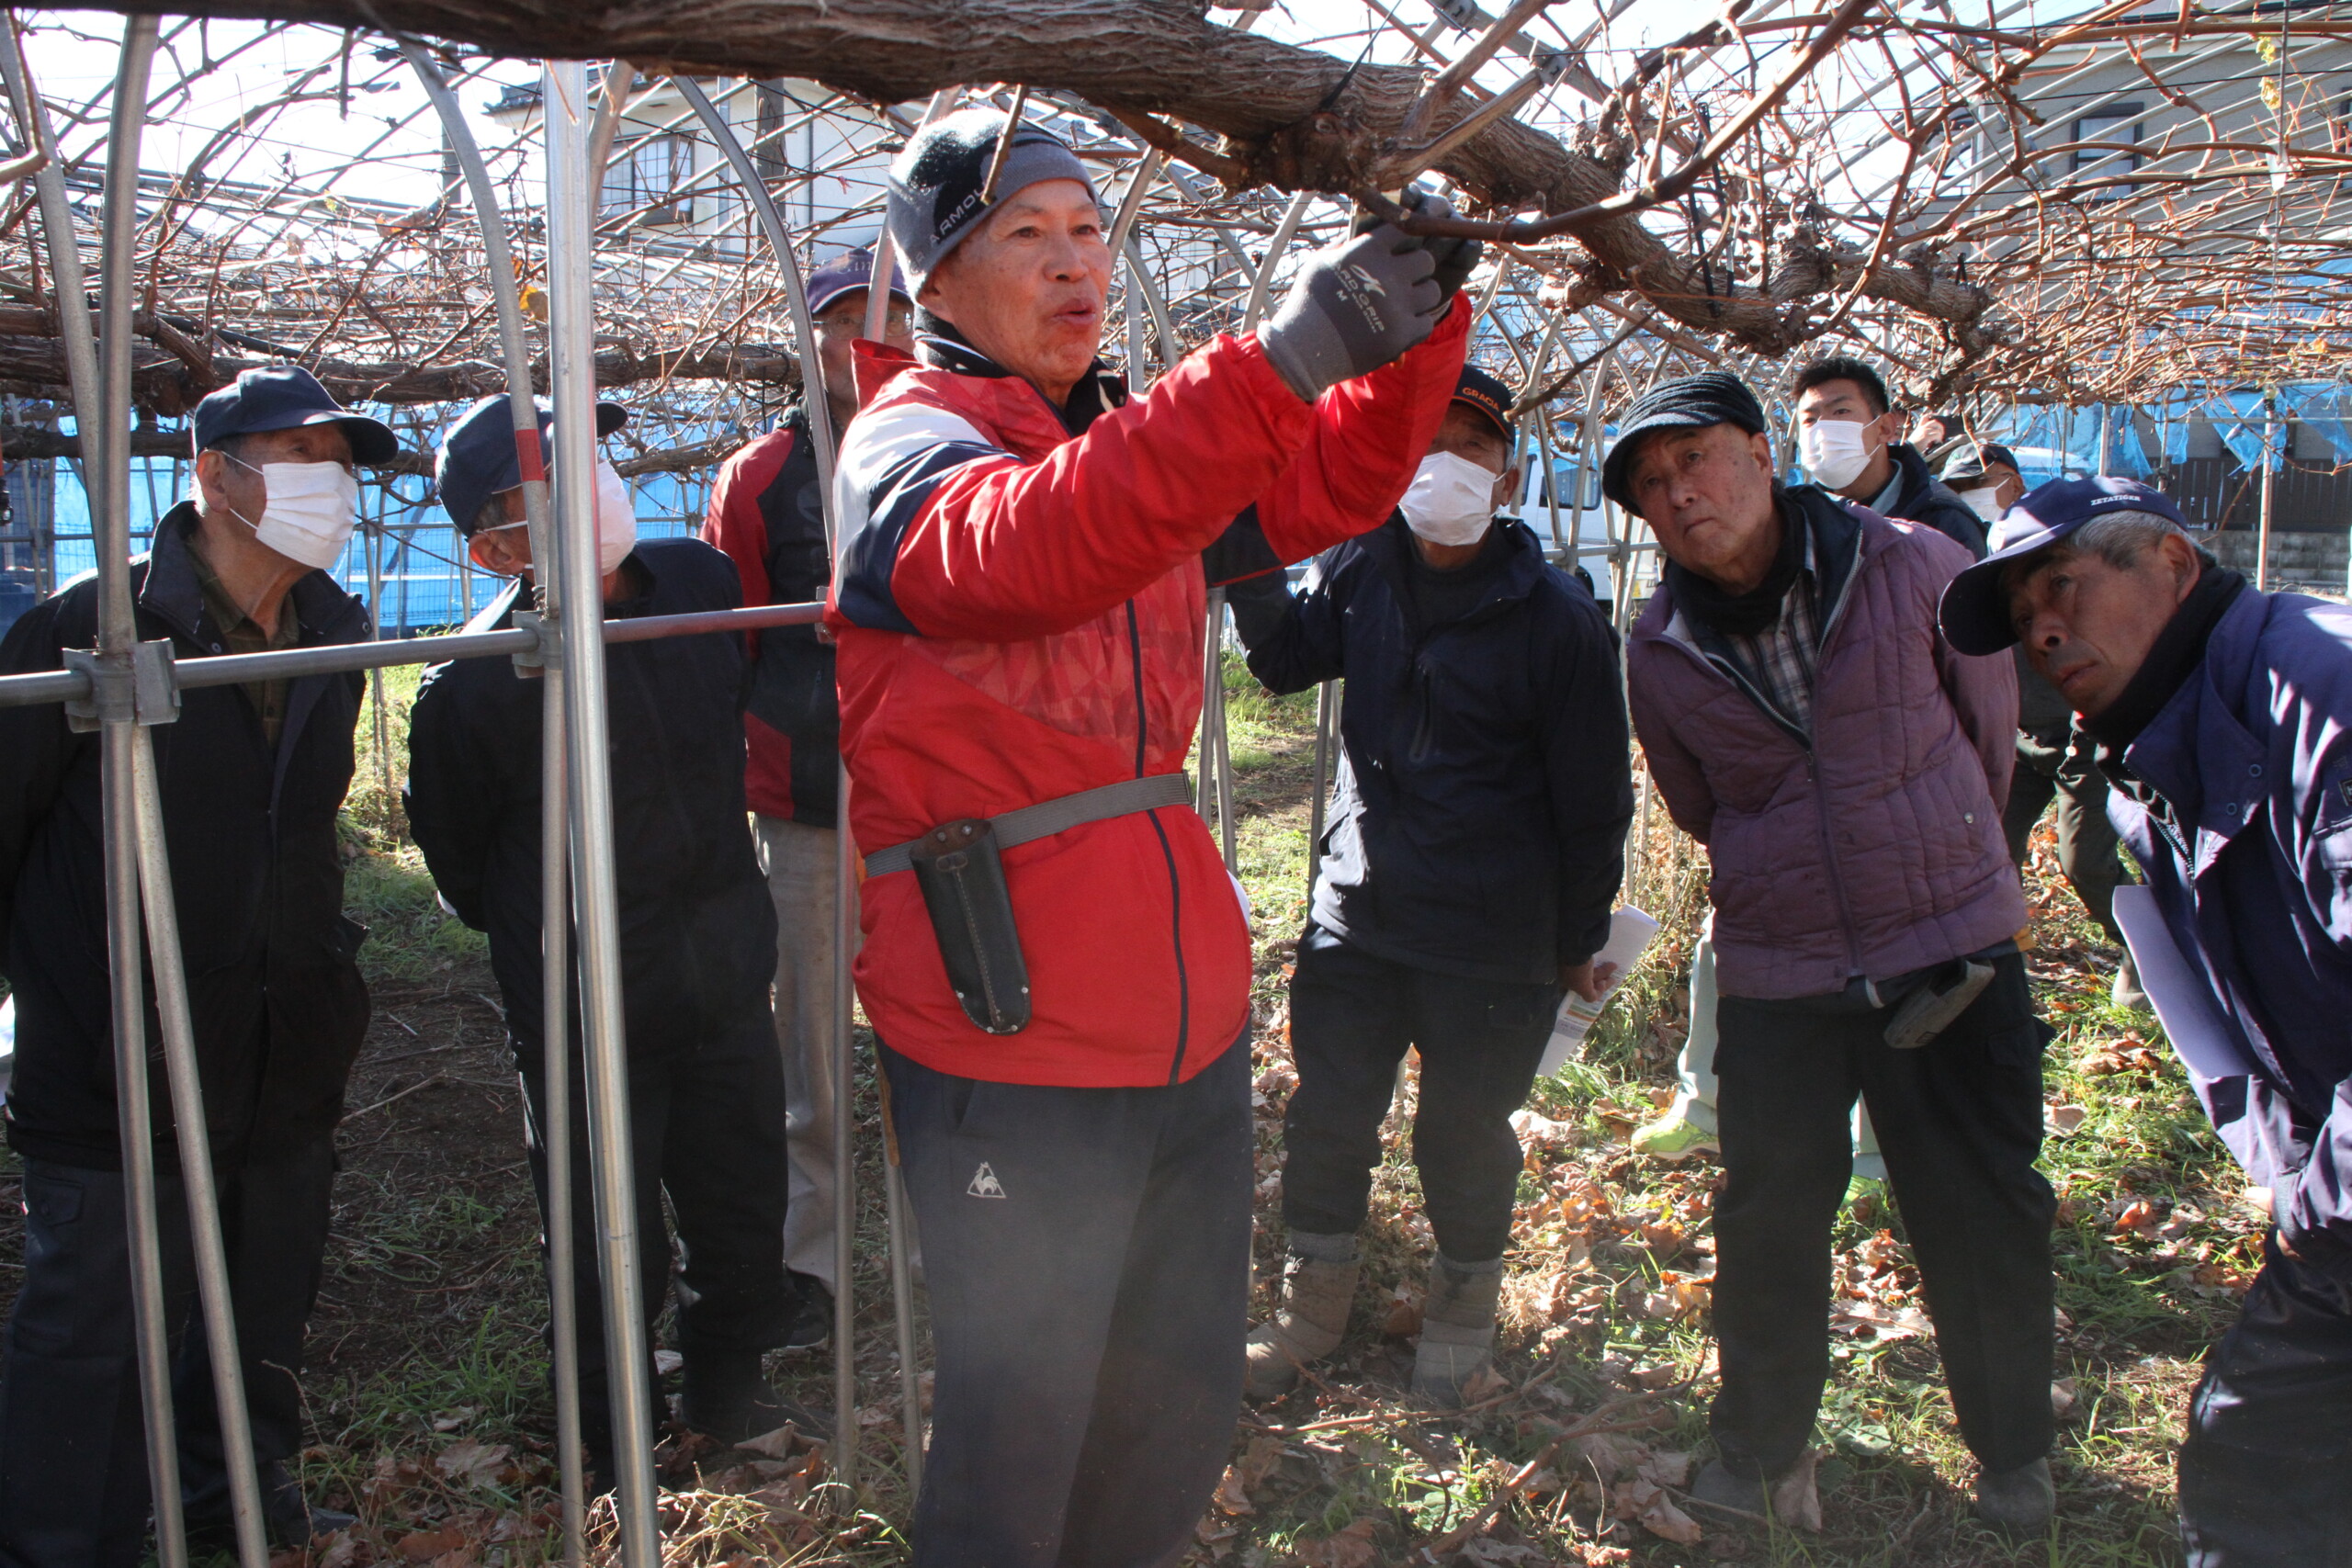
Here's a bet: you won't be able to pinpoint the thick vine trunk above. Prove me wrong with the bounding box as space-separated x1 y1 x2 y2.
65 0 1989 355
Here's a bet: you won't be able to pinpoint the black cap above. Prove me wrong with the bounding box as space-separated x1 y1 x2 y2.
191 365 398 467
436 393 628 534
1938 442 2020 488
1450 365 1515 441
1601 372 1769 514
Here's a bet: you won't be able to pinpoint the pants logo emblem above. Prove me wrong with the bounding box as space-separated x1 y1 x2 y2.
967 1162 1007 1200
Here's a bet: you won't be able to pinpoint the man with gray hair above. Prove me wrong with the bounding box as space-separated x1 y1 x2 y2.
1941 477 2352 1565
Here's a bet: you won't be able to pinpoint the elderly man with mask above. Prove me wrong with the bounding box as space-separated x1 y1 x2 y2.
0 367 394 1564
405 395 806 1491
1942 446 2138 1007
1611 372 2055 1536
1940 478 2352 1565
828 108 1474 1563
1223 365 1632 1407
701 248 918 1348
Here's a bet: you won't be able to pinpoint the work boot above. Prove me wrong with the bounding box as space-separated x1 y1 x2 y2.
784 1271 833 1350
1411 1254 1502 1408
1689 1460 1771 1521
2111 957 2149 1012
1973 1457 2055 1537
1631 1108 1719 1161
1243 1236 1360 1400
678 1347 823 1446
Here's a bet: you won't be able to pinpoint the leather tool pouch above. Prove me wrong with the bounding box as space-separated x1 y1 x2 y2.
908 818 1032 1035
1883 959 1995 1050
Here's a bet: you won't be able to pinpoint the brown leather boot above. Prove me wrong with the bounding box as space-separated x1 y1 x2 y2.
1243 1243 1360 1400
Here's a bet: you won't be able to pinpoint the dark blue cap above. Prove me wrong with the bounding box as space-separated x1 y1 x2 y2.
1938 476 2191 655
806 247 913 319
191 364 398 466
1452 365 1516 440
436 393 628 534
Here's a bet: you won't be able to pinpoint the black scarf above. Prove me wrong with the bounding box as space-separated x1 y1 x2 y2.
1668 491 1805 638
2080 561 2245 750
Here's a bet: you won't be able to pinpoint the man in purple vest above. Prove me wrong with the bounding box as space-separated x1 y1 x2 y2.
1611 371 2053 1536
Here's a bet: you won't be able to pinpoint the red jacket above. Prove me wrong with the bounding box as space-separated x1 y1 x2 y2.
827 299 1470 1088
701 411 836 825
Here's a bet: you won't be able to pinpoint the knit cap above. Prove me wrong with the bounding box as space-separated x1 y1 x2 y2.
1600 371 1770 513
886 108 1098 282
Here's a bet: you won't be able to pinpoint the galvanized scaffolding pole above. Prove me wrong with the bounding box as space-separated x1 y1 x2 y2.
0 20 189 1568
669 73 861 1497
397 39 587 1562
545 61 661 1568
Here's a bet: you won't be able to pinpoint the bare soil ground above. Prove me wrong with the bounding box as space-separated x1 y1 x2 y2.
0 660 2251 1567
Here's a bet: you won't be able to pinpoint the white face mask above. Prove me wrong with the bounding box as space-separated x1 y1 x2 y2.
215 455 360 571
1799 418 1881 491
592 457 638 574
1956 485 2006 522
1400 451 1498 547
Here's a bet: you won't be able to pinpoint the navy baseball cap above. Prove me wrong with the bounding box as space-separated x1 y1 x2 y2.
436 393 628 534
1451 366 1516 441
1938 476 2191 656
805 248 913 319
191 365 398 466
1939 442 2020 488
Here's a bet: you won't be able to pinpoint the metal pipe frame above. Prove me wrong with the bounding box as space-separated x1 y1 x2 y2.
668 71 862 1500
400 39 589 1561
0 601 827 710
547 61 661 1568
0 20 190 1568
107 21 271 1568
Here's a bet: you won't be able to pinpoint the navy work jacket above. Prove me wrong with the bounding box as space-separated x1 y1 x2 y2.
2113 582 2352 1273
1235 515 1633 985
403 537 775 1055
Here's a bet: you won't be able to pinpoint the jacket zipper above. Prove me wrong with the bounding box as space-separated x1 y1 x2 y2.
1127 599 1191 1084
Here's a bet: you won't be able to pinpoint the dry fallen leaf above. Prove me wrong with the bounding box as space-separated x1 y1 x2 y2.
1212 1465 1254 1517
2047 1104 2088 1134
1293 1518 1378 1568
1614 1476 1703 1544
1768 1448 1824 1532
396 1529 466 1563
434 1438 511 1486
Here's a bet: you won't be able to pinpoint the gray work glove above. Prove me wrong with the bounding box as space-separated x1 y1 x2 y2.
1258 220 1442 403
1352 187 1484 304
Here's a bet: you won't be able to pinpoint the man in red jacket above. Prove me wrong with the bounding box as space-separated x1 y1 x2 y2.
829 107 1473 1564
702 249 914 1348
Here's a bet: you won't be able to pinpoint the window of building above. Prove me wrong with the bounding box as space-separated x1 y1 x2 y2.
2072 105 2142 201
602 134 692 225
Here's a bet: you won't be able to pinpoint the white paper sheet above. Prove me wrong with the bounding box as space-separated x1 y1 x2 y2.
2110 884 2248 1081
1538 906 1660 1077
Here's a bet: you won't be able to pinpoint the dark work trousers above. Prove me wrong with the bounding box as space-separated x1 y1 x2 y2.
1282 922 1559 1263
513 997 793 1478
1709 953 2055 1480
881 1030 1253 1568
2002 729 2123 942
2179 1233 2352 1565
0 1137 336 1568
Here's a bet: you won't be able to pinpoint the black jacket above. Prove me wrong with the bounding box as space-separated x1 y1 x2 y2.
403 538 775 1055
1230 516 1634 985
1883 442 1987 558
0 502 371 1169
